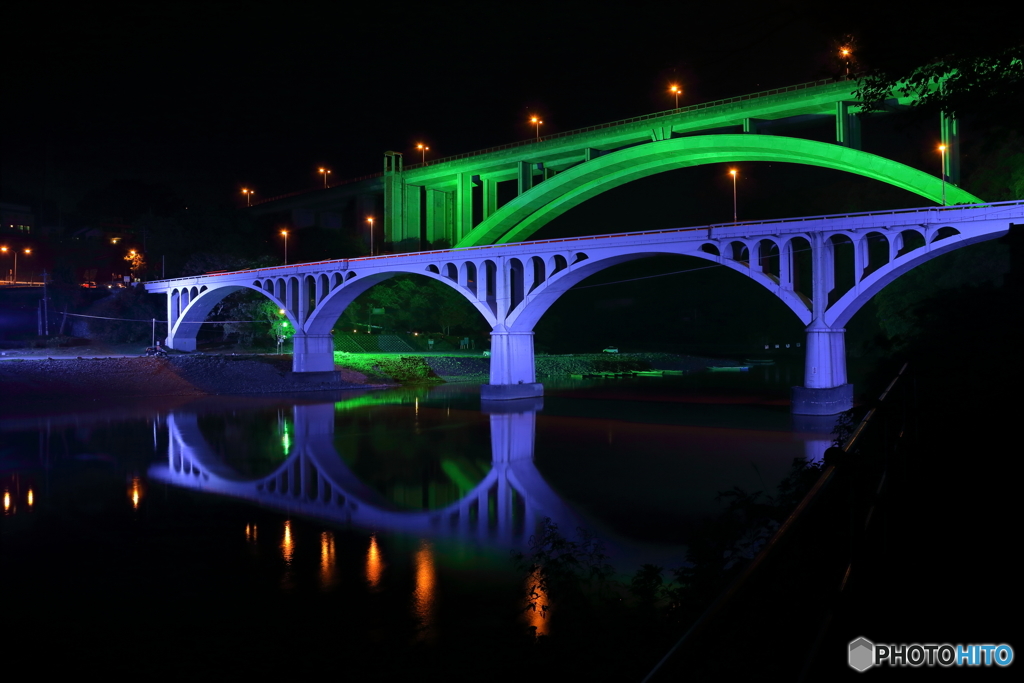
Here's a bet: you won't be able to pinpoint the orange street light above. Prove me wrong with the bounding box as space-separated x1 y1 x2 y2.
366 217 375 256
319 167 331 189
242 188 254 206
729 169 738 223
280 230 289 265
1 246 30 284
530 116 543 141
669 84 682 109
938 144 947 206
417 143 430 165
839 47 852 78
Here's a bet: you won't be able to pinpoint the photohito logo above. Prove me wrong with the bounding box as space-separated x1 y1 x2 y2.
849 637 1014 671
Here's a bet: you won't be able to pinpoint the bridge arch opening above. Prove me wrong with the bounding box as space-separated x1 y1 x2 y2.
757 240 781 281
861 232 890 279
526 252 807 355
895 229 925 258
168 285 295 351
306 270 494 345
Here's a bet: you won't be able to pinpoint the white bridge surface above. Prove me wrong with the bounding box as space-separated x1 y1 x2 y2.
145 201 1023 411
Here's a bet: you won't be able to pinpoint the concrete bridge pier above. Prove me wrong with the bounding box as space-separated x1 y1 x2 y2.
792 323 853 415
481 327 543 400
292 333 336 373
167 333 197 352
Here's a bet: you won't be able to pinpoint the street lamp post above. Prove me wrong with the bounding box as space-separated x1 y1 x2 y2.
1 246 30 284
319 167 331 189
938 144 947 206
530 116 543 141
729 169 738 223
417 143 429 165
669 84 681 109
242 188 254 206
280 230 289 265
367 217 374 256
840 47 851 79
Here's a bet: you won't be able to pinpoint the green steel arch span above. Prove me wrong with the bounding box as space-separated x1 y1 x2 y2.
457 135 983 248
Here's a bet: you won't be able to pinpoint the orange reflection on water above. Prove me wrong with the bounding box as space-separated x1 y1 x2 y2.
412 540 436 640
366 534 383 589
129 477 142 509
245 523 258 543
281 520 294 564
320 531 336 588
3 490 10 514
525 568 550 636
27 488 34 508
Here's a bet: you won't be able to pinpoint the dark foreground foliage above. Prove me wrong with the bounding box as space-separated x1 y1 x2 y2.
509 455 825 678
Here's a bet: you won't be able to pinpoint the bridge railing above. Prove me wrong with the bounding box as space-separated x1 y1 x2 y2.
251 78 839 207
146 201 1023 287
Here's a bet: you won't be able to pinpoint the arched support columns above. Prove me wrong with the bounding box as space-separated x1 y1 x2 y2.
481 328 543 400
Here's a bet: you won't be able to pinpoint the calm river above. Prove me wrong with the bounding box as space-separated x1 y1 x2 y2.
1 362 840 676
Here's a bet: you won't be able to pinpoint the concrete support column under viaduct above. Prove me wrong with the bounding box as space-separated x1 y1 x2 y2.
793 324 852 414
481 327 543 400
792 232 853 415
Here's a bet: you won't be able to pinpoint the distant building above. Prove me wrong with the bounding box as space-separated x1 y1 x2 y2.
0 202 34 235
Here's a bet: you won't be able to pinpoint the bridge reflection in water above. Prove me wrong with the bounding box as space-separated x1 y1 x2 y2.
149 393 837 553
150 397 584 547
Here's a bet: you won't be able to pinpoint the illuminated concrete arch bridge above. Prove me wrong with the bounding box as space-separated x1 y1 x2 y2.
250 78 971 250
145 201 1023 414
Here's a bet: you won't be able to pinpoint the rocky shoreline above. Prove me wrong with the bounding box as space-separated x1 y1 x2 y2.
0 351 731 405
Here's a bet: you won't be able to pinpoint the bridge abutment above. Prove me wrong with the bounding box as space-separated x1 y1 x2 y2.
481 329 543 400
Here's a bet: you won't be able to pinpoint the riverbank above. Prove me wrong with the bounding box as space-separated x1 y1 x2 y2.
0 348 733 404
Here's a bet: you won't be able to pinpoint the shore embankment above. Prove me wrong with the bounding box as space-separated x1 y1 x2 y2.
0 348 732 405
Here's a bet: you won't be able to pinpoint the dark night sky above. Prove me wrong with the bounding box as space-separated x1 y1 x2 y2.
4 1 1016 219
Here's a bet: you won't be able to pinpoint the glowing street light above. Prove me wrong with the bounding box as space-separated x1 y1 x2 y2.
729 169 738 223
1 246 30 284
417 143 430 165
367 217 375 256
319 167 331 189
242 188 254 206
669 84 682 109
280 230 289 265
530 116 543 142
938 144 947 206
839 47 852 79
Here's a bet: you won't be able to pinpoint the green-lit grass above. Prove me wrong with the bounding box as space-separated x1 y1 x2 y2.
333 352 442 384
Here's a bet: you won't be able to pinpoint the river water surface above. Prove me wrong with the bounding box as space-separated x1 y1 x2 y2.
2 362 839 676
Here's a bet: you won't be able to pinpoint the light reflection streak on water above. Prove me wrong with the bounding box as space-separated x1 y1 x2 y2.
320 531 336 588
278 410 291 457
3 490 10 514
245 524 258 543
27 488 34 508
526 568 550 636
366 534 383 589
281 520 294 564
412 540 436 640
130 477 141 509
